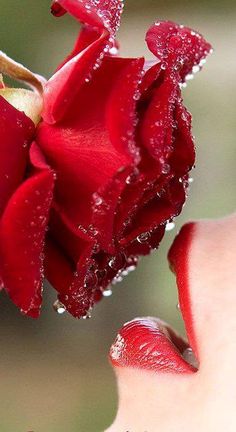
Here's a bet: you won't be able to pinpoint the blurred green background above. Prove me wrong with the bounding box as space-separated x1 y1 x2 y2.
0 1 236 431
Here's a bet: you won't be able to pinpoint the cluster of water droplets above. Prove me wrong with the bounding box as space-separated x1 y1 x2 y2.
18 183 54 316
182 56 210 86
83 0 124 84
91 191 111 219
110 333 125 361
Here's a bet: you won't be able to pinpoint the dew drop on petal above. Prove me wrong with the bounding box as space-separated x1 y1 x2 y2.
163 164 171 174
166 221 175 231
137 232 151 243
103 288 113 297
109 46 118 55
108 252 126 270
126 167 139 185
53 300 66 314
82 312 92 320
192 65 200 74
84 272 98 288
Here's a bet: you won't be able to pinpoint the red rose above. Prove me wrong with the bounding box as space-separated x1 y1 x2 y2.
0 1 211 318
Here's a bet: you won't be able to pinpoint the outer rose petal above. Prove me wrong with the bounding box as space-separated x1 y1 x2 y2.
140 76 179 162
0 143 55 317
0 96 35 215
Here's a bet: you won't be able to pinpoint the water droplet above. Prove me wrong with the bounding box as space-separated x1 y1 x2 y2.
126 264 136 273
108 252 126 270
192 65 200 74
82 312 91 320
161 61 168 70
185 73 194 81
137 232 151 243
126 167 139 185
92 192 103 206
166 221 175 231
199 58 207 67
133 90 141 101
161 163 170 175
103 288 112 297
53 300 66 314
109 46 118 55
87 224 98 236
176 302 181 311
92 243 100 254
84 272 98 288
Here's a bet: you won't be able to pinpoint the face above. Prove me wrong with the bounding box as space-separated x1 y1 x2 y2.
106 214 236 432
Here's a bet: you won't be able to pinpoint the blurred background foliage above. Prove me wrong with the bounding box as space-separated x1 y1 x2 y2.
0 0 236 431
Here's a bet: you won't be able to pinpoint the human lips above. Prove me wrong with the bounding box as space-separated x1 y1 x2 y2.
109 223 198 374
107 215 236 431
110 214 236 375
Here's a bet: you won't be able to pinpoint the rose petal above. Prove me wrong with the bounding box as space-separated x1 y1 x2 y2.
43 30 110 124
0 97 35 215
146 20 212 81
54 0 124 34
0 143 55 317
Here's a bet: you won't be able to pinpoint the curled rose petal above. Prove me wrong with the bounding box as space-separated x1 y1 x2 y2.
0 143 55 317
146 20 212 81
45 0 124 123
53 0 124 34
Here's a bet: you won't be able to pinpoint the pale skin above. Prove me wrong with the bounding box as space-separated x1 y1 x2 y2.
106 214 236 432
